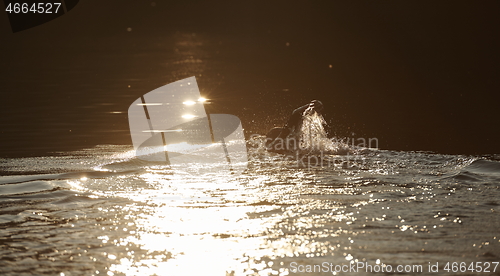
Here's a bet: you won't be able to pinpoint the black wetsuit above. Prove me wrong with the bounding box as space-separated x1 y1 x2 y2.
282 104 309 136
266 104 310 150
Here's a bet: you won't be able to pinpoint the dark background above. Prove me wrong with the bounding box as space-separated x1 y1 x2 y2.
1 0 499 157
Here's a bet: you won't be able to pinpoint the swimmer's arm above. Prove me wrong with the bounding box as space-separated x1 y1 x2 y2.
284 104 309 129
292 104 309 115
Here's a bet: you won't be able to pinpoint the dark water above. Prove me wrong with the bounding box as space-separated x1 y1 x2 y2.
1 2 500 275
1 1 500 156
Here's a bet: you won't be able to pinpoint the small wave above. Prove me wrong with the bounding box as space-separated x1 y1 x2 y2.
0 190 116 225
442 171 482 183
0 170 141 186
465 159 500 175
437 159 500 185
0 181 60 196
94 157 151 172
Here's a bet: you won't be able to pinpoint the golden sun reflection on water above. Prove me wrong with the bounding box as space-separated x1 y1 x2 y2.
85 149 392 275
100 168 362 276
103 172 277 275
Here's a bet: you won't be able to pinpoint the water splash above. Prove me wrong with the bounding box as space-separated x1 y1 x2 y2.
297 108 351 155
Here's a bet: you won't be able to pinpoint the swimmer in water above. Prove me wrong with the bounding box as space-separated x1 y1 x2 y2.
266 100 324 153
